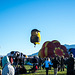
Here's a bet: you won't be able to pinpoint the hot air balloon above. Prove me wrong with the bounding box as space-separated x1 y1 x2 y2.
30 29 41 47
38 40 69 58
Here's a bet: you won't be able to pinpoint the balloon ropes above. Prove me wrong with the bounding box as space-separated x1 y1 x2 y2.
30 29 41 47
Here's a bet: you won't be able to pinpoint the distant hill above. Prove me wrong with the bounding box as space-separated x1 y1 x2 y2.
28 44 75 56
28 52 38 57
64 44 75 50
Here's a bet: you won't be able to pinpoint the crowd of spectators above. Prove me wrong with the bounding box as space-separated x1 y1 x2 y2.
0 53 75 75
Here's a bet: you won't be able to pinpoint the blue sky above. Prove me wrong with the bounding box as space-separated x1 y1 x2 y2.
0 0 75 55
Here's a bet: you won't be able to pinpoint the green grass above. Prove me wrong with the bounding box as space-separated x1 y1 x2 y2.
0 66 2 69
20 65 67 75
0 65 67 75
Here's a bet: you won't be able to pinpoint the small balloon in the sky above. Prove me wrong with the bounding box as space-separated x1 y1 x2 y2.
30 29 41 47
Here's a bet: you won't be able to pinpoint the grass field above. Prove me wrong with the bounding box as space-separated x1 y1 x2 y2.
25 65 67 75
0 65 67 75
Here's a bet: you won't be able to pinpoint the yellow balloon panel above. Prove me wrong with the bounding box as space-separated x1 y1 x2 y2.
45 47 48 57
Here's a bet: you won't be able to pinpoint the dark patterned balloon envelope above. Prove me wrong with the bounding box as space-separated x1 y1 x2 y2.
38 40 69 58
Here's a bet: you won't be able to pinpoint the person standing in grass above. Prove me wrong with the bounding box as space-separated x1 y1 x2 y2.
60 56 65 71
65 54 74 75
52 57 59 75
38 56 42 70
44 57 50 75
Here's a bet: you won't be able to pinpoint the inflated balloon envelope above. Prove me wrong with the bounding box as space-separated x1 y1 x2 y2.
30 29 41 47
38 40 69 58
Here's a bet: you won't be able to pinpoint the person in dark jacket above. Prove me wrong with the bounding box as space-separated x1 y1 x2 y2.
32 56 37 72
33 56 37 66
19 65 27 74
33 56 37 63
65 54 74 75
57 56 61 71
60 56 65 71
38 56 42 70
52 57 59 75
